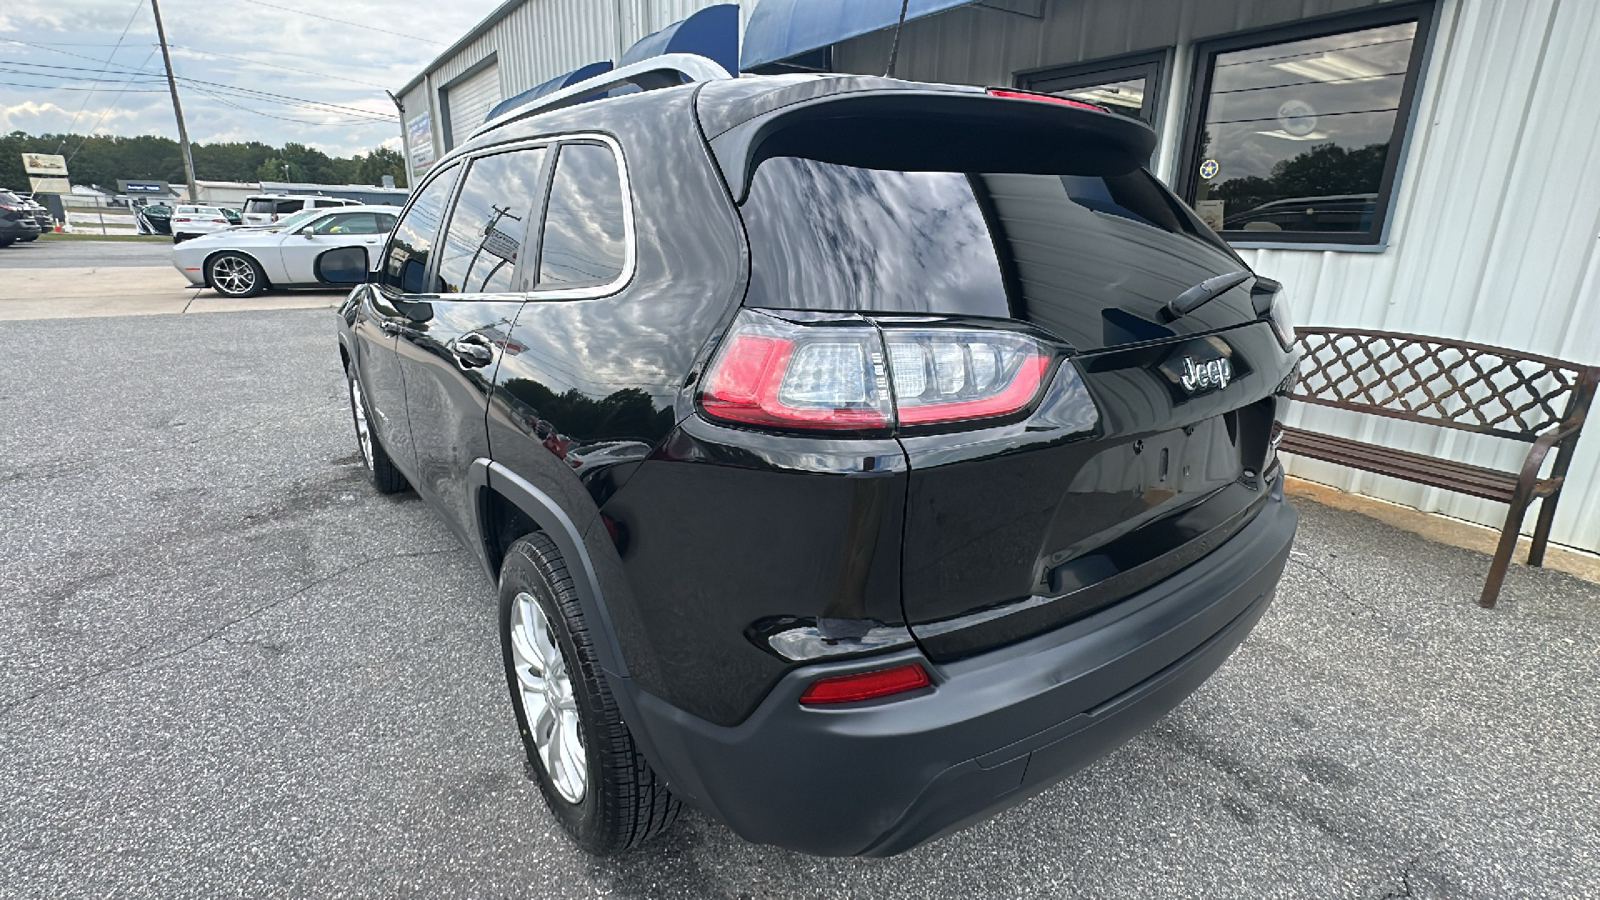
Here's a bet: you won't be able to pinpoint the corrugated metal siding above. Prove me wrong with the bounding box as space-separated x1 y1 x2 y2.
410 0 733 151
1243 0 1600 553
829 0 1600 553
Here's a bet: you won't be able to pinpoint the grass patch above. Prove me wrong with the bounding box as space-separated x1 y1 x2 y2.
37 232 173 242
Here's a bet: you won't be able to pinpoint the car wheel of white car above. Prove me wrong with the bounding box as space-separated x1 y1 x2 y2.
208 252 266 298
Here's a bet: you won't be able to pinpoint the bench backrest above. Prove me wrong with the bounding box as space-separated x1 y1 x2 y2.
1290 327 1600 442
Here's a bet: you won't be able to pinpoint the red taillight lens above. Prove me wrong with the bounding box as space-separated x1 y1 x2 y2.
700 311 1056 433
701 315 893 432
799 663 932 705
886 330 1050 426
986 88 1104 111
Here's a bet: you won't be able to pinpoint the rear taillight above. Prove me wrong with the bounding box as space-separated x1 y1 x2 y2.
986 88 1105 112
885 330 1049 425
700 311 1053 434
799 663 931 705
701 314 893 431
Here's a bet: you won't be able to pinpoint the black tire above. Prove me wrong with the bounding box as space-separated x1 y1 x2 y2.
207 251 267 297
0 238 13 248
346 367 408 494
499 533 679 855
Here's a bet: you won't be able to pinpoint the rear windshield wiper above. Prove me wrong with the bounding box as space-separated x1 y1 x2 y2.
1163 270 1252 322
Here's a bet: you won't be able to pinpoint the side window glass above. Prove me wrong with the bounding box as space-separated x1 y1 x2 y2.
314 198 343 208
275 199 303 214
377 213 397 232
434 147 547 294
379 165 460 295
312 212 382 235
537 142 626 289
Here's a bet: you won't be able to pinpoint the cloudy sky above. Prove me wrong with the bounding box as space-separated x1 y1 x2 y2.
1 0 502 156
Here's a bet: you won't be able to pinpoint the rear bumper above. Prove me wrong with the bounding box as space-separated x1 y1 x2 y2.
620 490 1296 857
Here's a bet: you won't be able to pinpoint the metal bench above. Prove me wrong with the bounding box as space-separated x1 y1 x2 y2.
1280 327 1599 607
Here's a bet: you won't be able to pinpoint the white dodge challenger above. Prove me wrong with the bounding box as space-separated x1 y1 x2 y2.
172 205 399 298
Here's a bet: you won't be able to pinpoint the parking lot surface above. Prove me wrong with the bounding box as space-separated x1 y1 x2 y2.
0 239 173 269
2 308 1597 898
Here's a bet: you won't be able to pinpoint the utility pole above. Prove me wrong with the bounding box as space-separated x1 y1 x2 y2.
149 0 199 201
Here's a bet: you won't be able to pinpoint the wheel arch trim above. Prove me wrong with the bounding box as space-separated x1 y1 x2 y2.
470 458 631 680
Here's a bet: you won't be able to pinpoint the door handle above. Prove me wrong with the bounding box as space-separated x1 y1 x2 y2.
451 333 496 368
380 320 403 335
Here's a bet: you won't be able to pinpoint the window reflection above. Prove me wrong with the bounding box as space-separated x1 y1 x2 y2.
380 165 459 295
1191 20 1420 237
538 143 626 288
435 148 545 294
742 158 1009 316
1055 76 1147 121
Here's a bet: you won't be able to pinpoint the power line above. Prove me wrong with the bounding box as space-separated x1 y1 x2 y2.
166 44 393 89
0 79 164 92
235 0 446 45
69 46 165 163
187 83 391 127
56 0 147 151
1 59 396 120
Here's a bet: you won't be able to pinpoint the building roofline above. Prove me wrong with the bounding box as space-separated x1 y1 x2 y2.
395 0 527 101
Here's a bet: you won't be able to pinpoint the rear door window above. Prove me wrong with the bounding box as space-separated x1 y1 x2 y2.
276 199 305 214
378 165 460 295
434 147 547 294
313 198 344 208
536 142 626 289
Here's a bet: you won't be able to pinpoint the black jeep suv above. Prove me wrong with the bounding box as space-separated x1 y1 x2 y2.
335 66 1300 858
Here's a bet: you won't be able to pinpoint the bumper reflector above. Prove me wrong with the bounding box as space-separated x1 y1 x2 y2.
799 663 931 705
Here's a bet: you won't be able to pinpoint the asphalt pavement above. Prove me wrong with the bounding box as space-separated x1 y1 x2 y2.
0 239 173 269
1 309 1597 898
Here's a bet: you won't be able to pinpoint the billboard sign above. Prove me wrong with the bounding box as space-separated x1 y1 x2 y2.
28 176 71 194
21 152 68 177
406 112 435 177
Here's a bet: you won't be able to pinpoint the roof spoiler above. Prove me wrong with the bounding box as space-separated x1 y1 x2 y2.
471 52 733 140
704 88 1158 204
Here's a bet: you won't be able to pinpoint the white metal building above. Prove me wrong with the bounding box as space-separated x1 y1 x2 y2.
398 0 1600 554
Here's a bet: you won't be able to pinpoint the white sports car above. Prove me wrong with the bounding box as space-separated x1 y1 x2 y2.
172 204 399 297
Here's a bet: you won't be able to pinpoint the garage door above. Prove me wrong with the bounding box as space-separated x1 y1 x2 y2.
445 63 501 149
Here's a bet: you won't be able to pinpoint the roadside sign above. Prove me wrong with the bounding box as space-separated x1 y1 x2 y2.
22 153 68 177
29 176 71 194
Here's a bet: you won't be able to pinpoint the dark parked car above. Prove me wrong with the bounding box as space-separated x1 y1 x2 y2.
334 59 1301 858
0 190 44 247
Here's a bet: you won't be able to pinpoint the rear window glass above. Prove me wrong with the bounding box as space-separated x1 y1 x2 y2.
243 199 276 213
740 158 1244 345
537 143 626 288
741 159 1008 317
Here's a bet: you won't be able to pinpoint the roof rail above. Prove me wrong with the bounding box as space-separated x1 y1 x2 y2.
471 53 734 139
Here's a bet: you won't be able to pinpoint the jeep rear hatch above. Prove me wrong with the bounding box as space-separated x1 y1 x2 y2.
704 80 1295 660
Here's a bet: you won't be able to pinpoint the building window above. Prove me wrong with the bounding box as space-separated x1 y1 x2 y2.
1178 3 1435 246
1017 49 1168 125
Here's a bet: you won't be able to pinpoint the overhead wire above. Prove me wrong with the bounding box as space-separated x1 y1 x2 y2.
234 0 446 45
55 0 147 151
69 46 166 163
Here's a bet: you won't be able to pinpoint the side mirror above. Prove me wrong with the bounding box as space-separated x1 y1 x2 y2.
314 246 369 285
302 229 316 239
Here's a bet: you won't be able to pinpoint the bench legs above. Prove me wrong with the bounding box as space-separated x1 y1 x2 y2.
1482 493 1538 609
1528 490 1560 568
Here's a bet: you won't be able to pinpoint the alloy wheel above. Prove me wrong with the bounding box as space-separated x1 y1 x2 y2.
509 590 587 804
212 255 256 296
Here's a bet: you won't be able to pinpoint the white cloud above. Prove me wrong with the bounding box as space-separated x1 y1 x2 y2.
1 0 501 157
